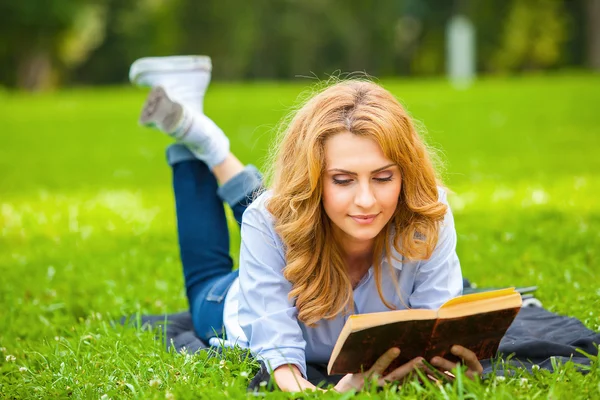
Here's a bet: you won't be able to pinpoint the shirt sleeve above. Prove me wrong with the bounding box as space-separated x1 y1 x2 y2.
408 189 463 309
237 201 308 378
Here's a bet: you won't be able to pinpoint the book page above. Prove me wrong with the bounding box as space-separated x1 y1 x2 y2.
440 287 517 309
438 291 522 319
350 308 437 332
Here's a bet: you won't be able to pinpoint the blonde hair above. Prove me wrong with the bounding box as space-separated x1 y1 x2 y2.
266 80 447 326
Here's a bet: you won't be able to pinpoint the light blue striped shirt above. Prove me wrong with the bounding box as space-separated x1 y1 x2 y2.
224 188 462 377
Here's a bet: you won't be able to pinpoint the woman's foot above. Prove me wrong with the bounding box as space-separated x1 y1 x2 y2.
129 55 212 113
139 86 229 169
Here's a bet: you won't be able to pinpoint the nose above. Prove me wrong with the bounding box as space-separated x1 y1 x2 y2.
354 182 376 209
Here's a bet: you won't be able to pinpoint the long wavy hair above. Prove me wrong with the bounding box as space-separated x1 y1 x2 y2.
266 80 447 326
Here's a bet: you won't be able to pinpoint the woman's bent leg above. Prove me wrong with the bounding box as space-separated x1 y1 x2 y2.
168 144 263 340
169 144 233 296
168 144 236 340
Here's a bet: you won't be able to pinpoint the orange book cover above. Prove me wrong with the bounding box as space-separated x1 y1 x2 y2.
328 288 522 375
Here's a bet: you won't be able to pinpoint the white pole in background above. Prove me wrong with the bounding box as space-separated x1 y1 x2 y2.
446 15 476 89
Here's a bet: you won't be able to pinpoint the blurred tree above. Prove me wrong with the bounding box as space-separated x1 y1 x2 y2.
408 0 452 75
70 0 180 85
488 0 570 72
172 0 258 79
60 4 107 71
0 0 105 90
586 0 600 69
464 0 510 73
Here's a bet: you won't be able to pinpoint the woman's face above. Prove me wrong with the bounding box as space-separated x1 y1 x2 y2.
322 131 401 249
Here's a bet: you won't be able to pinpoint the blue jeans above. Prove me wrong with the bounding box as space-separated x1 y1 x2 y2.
167 144 263 342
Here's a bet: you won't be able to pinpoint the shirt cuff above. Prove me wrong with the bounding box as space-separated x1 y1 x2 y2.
258 347 307 379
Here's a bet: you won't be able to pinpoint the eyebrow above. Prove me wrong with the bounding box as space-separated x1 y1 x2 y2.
327 163 397 176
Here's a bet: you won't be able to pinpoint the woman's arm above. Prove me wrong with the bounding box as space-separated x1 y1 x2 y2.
238 198 309 377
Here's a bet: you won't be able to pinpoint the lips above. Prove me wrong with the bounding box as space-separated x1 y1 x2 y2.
349 213 379 225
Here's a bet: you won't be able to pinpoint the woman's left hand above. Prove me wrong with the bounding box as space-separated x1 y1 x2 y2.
429 345 483 380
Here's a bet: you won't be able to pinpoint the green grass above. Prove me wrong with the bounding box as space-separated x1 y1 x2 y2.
1 73 599 398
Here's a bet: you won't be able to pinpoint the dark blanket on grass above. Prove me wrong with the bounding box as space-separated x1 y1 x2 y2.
125 305 599 389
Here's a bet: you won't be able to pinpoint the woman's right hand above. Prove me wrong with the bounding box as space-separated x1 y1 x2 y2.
333 348 424 392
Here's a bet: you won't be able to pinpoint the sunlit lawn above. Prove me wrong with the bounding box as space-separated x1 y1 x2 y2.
1 73 599 398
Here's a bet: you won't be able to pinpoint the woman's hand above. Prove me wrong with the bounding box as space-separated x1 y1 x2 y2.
333 348 425 392
333 345 484 392
429 345 483 380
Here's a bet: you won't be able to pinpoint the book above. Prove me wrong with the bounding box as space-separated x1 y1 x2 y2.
327 288 522 375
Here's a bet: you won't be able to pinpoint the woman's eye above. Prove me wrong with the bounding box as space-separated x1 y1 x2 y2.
333 178 353 185
374 174 393 182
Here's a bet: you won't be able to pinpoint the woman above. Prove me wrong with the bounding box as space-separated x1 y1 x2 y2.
130 56 483 392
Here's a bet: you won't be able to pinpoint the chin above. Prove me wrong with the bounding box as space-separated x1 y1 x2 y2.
345 226 383 242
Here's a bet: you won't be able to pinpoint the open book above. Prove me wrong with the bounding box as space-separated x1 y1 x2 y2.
327 288 522 375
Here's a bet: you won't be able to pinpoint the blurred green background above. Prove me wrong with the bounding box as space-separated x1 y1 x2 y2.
1 0 600 89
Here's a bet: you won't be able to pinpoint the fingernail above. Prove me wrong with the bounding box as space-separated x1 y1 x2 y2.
431 357 439 365
451 345 460 353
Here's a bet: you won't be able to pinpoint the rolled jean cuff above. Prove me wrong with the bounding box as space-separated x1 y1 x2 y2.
166 143 196 166
217 165 263 207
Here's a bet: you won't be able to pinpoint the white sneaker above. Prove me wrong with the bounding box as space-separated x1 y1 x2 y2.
129 55 212 113
139 86 229 169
